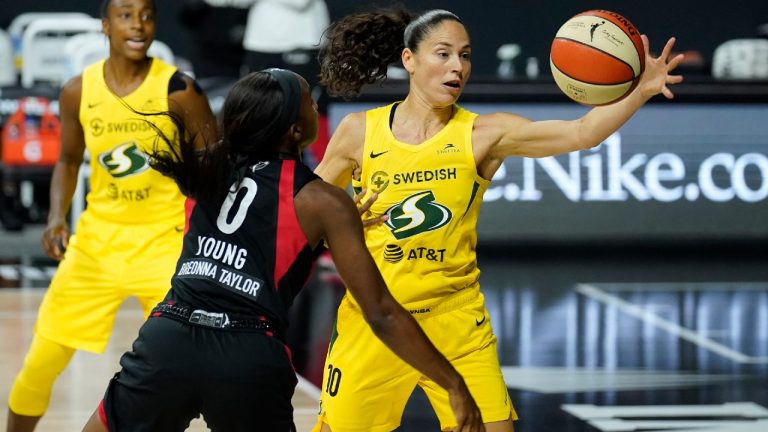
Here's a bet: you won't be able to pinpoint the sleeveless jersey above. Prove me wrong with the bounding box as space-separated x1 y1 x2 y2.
79 58 184 224
168 158 321 333
352 103 489 306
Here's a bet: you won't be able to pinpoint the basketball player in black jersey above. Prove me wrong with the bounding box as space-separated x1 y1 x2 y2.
81 69 484 432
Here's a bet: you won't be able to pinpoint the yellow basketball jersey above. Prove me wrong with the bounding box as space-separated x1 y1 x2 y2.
352 103 489 306
79 58 184 224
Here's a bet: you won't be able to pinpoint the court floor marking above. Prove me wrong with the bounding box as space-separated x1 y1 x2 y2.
562 402 768 432
576 283 768 364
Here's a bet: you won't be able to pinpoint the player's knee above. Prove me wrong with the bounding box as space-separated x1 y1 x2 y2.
9 335 75 415
20 335 74 379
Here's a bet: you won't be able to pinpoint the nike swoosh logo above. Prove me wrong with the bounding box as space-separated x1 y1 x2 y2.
174 226 184 233
88 102 102 109
370 150 389 159
475 315 486 326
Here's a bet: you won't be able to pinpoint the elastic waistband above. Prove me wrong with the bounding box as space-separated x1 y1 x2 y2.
401 284 481 320
151 301 282 338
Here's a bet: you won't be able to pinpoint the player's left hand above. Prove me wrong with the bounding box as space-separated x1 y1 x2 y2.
638 35 685 100
353 188 388 227
448 381 485 432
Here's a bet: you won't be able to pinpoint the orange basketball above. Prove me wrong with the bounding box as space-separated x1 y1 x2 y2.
550 10 645 105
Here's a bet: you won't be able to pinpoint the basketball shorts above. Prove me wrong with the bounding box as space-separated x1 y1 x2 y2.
102 316 297 431
35 211 184 353
314 287 517 432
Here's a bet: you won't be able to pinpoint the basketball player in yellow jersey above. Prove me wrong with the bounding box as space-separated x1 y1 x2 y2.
313 9 684 432
5 1 217 431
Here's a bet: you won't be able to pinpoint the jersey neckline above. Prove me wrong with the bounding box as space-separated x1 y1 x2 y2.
384 102 460 152
98 57 160 102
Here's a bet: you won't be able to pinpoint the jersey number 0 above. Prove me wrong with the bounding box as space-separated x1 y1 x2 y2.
216 178 258 234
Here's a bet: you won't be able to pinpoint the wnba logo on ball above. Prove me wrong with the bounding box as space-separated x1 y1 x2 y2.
589 21 604 42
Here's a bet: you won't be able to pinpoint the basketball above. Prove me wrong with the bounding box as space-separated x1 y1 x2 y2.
550 10 645 105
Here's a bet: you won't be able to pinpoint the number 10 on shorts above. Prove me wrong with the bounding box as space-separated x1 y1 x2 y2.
325 364 342 396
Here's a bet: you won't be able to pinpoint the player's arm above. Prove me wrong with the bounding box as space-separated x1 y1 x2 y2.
313 111 365 188
295 181 483 431
167 72 219 149
479 36 684 161
42 76 86 260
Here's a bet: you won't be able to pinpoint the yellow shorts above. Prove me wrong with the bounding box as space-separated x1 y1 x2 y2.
315 287 517 432
35 211 184 353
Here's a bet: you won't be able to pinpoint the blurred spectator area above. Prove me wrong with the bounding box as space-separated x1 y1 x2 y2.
1 0 767 81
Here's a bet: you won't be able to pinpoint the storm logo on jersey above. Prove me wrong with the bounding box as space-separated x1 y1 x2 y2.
98 141 150 178
384 191 452 240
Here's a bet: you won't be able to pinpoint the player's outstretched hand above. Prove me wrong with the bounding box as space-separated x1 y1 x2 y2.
638 35 685 100
42 218 70 261
449 381 485 431
353 188 388 227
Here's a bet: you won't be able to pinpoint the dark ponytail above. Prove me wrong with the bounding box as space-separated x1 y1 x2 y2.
149 71 297 203
319 9 414 99
319 9 463 98
146 111 231 203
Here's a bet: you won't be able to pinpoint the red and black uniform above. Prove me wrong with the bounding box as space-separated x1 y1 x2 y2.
100 157 320 432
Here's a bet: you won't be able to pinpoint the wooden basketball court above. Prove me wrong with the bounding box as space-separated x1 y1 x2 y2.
0 290 320 431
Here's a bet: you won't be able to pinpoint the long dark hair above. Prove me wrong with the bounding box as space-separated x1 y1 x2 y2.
149 72 293 203
319 9 463 98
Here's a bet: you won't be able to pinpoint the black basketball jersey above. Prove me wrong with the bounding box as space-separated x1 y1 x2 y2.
166 157 321 332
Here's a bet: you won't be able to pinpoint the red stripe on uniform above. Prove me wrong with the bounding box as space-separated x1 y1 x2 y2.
284 344 296 374
274 160 308 289
97 399 109 430
184 198 197 235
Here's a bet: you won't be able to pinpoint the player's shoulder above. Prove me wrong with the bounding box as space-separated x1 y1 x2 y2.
333 111 367 147
61 74 84 96
339 111 366 130
297 179 355 214
59 75 84 111
168 70 204 97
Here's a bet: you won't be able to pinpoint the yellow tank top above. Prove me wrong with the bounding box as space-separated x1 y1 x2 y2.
79 58 184 225
352 103 489 306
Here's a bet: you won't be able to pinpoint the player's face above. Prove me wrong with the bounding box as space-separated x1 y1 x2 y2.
102 0 157 61
296 75 319 150
404 20 472 107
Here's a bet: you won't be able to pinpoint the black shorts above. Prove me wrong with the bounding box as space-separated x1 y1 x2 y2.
102 316 297 431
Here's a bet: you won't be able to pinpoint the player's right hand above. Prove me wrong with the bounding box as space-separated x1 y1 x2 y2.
353 188 388 227
42 219 70 261
448 381 485 431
